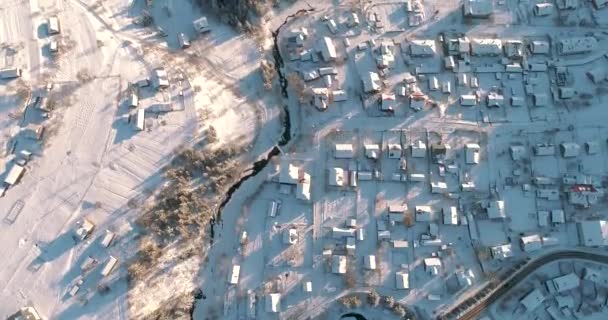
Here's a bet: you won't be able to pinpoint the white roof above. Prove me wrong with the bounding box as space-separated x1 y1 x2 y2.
560 142 580 158
551 210 565 224
364 255 377 270
530 41 550 54
229 265 241 284
465 143 480 164
136 108 145 131
193 16 210 33
332 255 347 274
460 94 477 106
416 206 433 222
470 38 503 56
578 220 608 246
389 204 407 213
101 256 118 276
265 293 281 313
538 210 550 227
396 271 410 289
510 145 527 161
332 90 347 102
318 37 337 62
296 173 311 201
409 40 437 56
521 288 545 311
4 164 25 185
334 144 354 158
424 257 442 267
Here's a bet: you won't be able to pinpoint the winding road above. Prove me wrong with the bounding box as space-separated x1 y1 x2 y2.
438 249 608 320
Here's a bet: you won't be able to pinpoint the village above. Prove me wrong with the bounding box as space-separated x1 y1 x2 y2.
193 0 608 319
2 0 608 319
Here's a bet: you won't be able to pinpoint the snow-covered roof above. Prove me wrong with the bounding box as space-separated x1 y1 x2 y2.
551 209 565 224
557 37 597 55
416 206 433 222
279 163 300 184
332 255 347 274
411 140 427 158
443 206 458 225
463 0 493 17
560 142 580 158
578 220 608 246
521 288 545 311
487 200 506 219
549 273 580 293
465 143 480 164
329 168 346 186
296 173 311 201
409 40 437 56
265 293 281 313
4 164 25 185
460 94 477 106
470 38 503 56
364 255 377 270
334 144 354 158
529 41 550 54
396 271 410 289
318 37 337 62
509 145 527 161
362 72 382 93
491 244 513 259
521 234 543 252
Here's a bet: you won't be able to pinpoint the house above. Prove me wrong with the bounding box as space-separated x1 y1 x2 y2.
228 265 241 284
487 200 506 219
334 144 354 158
381 93 396 111
431 142 450 159
534 143 555 156
532 93 548 107
0 68 22 79
504 40 524 58
393 240 409 248
283 228 298 245
537 188 559 201
387 144 402 158
154 68 169 89
396 271 410 289
505 63 522 73
362 72 382 93
583 267 608 286
178 33 191 49
296 173 311 201
585 141 600 155
279 163 300 184
318 37 337 62
429 76 439 90
470 38 502 56
557 0 578 9
577 220 608 246
364 144 380 159
333 227 356 238
560 142 580 158
551 209 565 224
431 181 448 194
509 145 527 161
4 164 25 186
303 281 313 293
409 40 437 57
410 173 425 182
312 88 329 110
11 307 42 320
594 0 608 8
534 3 553 16
193 17 211 33
416 206 433 222
520 288 545 311
491 244 514 259
486 93 504 108
101 256 118 276
511 96 525 107
76 219 95 240
411 140 427 158
465 143 480 164
463 0 493 17
332 255 347 274
100 230 115 248
346 237 356 254
538 210 550 227
557 37 597 55
424 257 442 275
329 168 346 186
48 16 60 34
332 90 347 102
529 40 550 54
410 94 426 111
521 234 543 252
558 87 575 99
445 56 456 70
458 73 468 87
265 293 281 313
443 206 458 225
326 19 338 34
546 273 580 294
568 184 601 207
460 94 477 106
364 255 377 270
457 269 475 288
128 92 139 108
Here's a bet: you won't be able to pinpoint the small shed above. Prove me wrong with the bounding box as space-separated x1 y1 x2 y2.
396 271 410 289
431 181 448 194
551 209 565 224
364 144 380 159
265 293 281 313
4 164 25 186
560 142 580 158
443 206 458 225
329 168 346 186
411 140 427 158
460 94 477 106
534 3 553 16
416 206 433 222
521 234 543 252
364 255 377 270
585 141 600 155
387 144 402 159
465 143 481 164
332 255 347 274
229 265 241 284
334 144 354 158
510 145 527 161
101 256 118 277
